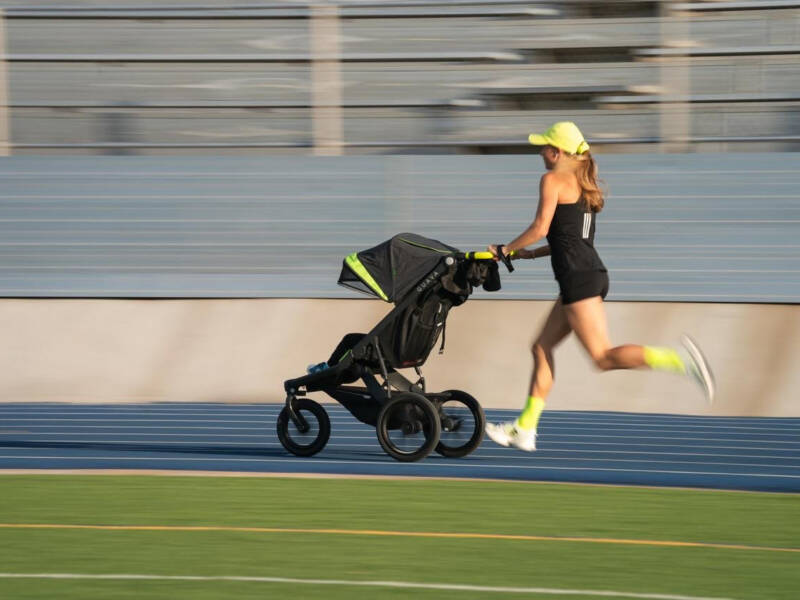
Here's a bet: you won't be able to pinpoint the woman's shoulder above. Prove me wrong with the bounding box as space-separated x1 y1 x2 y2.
541 171 581 203
541 170 577 185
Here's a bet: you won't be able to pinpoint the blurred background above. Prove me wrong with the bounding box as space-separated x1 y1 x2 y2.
1 7 798 598
0 8 800 600
0 0 799 155
1 1 799 413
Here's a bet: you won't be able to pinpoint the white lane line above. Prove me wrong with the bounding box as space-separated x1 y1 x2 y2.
540 448 800 460
534 441 799 452
528 411 800 420
533 434 800 445
8 427 796 439
2 438 795 462
0 412 284 417
5 434 800 454
466 456 800 470
3 413 797 433
519 419 798 427
0 418 275 423
1 455 798 479
3 437 795 462
6 422 797 434
0 425 274 430
3 422 797 444
5 430 798 451
0 444 794 470
512 428 796 437
3 434 799 453
0 420 362 425
2 448 796 471
5 407 796 424
541 422 800 432
0 433 278 438
0 573 738 599
1 412 348 417
4 413 798 430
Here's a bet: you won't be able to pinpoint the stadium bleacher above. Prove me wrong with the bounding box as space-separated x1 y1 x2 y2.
1 0 798 153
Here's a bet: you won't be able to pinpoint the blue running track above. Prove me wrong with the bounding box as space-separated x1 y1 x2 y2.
1 403 798 493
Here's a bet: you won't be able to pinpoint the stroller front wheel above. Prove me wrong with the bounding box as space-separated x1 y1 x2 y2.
277 398 331 457
376 392 441 462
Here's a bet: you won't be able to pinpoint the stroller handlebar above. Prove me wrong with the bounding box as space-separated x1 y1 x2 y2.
462 251 492 260
462 250 515 260
459 248 516 273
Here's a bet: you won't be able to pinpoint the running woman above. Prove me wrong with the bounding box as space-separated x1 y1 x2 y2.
485 121 715 452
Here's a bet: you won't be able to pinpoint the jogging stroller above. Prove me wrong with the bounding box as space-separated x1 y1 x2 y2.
279 233 513 462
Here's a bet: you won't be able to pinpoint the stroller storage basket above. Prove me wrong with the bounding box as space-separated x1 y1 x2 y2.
387 286 454 367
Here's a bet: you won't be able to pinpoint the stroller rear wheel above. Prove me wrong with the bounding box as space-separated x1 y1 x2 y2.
433 390 485 458
376 392 441 462
277 398 331 457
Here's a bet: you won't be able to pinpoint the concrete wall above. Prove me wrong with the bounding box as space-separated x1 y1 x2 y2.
2 298 798 416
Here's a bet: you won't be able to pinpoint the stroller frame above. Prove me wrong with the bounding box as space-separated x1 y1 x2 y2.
281 253 493 462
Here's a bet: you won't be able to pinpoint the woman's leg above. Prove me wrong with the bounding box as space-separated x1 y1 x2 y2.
530 297 573 397
516 298 572 431
562 296 647 370
485 298 571 450
563 296 715 401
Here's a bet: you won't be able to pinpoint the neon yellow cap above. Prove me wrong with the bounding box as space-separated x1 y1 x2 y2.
528 121 590 155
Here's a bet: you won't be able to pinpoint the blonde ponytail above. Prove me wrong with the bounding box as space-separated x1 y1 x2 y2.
574 151 604 212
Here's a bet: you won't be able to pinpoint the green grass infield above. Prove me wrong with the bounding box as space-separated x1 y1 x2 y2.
0 474 798 599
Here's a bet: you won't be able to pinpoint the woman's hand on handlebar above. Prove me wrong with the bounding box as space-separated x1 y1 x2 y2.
488 245 534 260
487 244 516 272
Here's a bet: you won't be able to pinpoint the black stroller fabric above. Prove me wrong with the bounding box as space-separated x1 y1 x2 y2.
389 287 454 367
334 233 504 369
441 260 500 296
328 332 366 383
331 290 454 371
338 233 459 303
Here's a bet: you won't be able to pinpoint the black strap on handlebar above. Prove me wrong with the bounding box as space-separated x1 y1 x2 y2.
495 244 515 273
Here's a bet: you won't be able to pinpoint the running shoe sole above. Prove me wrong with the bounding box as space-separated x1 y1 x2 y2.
510 434 537 452
681 334 716 405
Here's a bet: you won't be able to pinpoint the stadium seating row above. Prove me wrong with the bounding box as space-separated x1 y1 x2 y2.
2 0 798 153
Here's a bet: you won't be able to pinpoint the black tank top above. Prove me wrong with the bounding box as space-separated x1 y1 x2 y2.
546 201 607 280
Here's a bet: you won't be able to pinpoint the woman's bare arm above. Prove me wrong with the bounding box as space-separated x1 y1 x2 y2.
503 173 560 254
515 245 551 260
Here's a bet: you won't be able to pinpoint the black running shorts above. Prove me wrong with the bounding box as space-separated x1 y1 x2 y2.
557 270 609 305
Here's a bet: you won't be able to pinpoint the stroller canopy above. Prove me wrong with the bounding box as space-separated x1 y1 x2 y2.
338 233 459 303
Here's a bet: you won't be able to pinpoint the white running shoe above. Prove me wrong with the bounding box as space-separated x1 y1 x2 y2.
485 422 537 452
680 334 716 405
